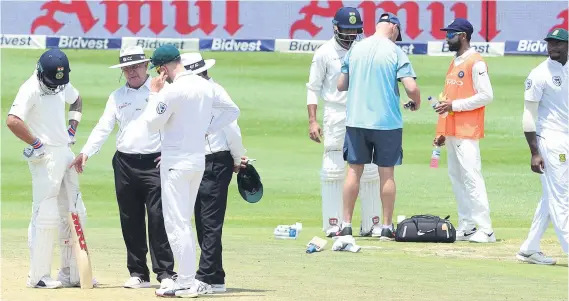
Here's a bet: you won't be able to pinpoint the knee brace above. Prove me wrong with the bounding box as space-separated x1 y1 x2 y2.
359 164 381 234
320 150 345 230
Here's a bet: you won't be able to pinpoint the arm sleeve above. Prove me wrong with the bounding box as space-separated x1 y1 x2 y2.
451 61 494 112
524 70 544 102
80 96 117 157
207 85 240 135
222 121 247 165
522 100 539 132
341 48 351 74
396 47 416 80
306 51 326 105
140 87 176 132
7 83 37 121
64 83 80 104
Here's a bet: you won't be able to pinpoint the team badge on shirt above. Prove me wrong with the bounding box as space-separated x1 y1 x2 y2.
560 154 566 163
552 76 562 86
458 71 464 78
525 78 532 90
156 102 167 114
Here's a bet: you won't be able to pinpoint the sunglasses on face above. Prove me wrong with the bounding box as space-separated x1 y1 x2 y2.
446 31 464 39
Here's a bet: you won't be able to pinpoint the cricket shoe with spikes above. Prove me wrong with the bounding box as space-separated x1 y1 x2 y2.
325 225 341 238
516 252 557 265
469 230 496 243
26 276 63 289
331 226 353 240
155 275 196 298
456 227 477 241
175 279 213 297
124 276 151 289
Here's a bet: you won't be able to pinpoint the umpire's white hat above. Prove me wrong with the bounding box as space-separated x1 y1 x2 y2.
181 52 215 75
109 45 151 69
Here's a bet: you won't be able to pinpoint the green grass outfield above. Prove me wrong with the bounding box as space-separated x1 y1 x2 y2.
1 49 567 301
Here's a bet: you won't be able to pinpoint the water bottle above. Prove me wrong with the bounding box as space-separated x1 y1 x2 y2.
430 146 441 168
429 96 448 118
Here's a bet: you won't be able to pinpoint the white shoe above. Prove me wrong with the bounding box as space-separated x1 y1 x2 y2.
468 230 496 243
182 279 213 296
160 277 175 290
325 225 340 237
370 225 382 237
123 276 151 289
212 283 226 293
456 227 477 241
516 252 557 265
27 276 63 289
155 277 195 298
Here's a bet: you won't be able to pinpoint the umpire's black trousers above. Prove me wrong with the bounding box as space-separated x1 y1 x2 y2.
112 151 176 282
195 150 234 285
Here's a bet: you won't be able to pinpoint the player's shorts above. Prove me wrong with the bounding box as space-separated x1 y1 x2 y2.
343 126 403 167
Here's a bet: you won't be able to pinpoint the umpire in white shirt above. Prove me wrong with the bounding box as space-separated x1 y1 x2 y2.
181 52 247 293
69 46 176 289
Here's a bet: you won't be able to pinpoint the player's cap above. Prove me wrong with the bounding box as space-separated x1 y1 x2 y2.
441 18 474 35
110 45 151 69
38 48 70 86
332 7 363 29
149 44 181 69
181 52 216 75
545 28 568 42
378 12 402 41
237 163 263 204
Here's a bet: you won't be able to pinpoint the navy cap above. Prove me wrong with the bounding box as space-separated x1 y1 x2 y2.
441 18 474 35
237 164 263 204
378 12 402 41
332 7 363 29
38 48 70 86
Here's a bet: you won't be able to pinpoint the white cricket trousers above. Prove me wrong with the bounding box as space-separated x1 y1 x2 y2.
160 167 204 287
520 133 569 254
27 145 86 284
446 137 493 233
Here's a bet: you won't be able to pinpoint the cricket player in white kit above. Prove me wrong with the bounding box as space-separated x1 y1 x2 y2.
6 48 88 288
517 28 568 265
306 7 381 237
138 44 239 297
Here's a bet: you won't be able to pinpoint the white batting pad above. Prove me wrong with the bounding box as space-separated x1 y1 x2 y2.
29 226 58 285
359 164 381 234
320 150 345 231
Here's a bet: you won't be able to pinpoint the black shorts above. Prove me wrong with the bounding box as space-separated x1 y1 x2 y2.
343 127 403 167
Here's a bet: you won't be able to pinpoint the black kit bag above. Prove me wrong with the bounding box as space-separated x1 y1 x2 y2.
395 215 456 243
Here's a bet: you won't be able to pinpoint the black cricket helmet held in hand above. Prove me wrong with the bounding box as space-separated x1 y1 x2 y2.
237 163 263 203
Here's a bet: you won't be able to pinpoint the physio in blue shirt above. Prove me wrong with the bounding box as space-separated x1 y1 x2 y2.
336 12 422 240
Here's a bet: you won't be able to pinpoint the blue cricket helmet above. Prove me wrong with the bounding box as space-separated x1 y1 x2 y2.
332 7 364 49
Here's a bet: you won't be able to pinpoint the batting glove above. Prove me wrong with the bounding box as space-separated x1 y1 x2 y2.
68 125 76 146
23 138 47 163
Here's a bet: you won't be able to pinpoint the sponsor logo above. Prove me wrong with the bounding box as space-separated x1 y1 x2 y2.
553 76 562 86
458 71 465 78
328 218 338 226
525 78 532 90
156 102 167 114
134 39 191 50
397 43 428 55
0 34 46 49
200 39 274 52
446 79 464 86
289 40 322 52
517 40 548 53
52 36 121 49
560 154 566 162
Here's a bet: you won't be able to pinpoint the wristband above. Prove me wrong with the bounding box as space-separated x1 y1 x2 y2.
31 138 43 149
68 111 82 122
68 124 76 136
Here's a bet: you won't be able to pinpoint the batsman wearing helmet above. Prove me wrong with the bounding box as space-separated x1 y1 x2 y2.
306 7 382 237
6 48 90 288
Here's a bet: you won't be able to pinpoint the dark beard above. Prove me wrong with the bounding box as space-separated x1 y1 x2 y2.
448 41 460 52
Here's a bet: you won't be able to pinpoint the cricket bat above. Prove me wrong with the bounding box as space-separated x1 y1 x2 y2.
68 211 93 289
306 236 327 253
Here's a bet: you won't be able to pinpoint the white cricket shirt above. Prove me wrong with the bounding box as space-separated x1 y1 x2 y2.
525 58 569 135
306 38 348 106
80 76 161 157
8 71 79 147
138 71 240 171
205 78 246 165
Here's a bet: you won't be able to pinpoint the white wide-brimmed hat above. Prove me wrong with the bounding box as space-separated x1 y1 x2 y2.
181 52 215 75
110 45 151 69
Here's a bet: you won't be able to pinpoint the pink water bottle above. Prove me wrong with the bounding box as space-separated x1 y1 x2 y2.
430 146 441 168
